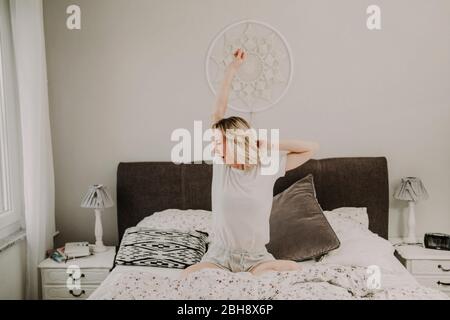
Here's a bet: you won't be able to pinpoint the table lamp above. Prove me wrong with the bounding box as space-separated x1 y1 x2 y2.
394 177 429 244
81 184 114 253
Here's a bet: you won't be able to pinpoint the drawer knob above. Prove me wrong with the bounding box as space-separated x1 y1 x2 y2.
437 265 450 272
69 289 86 297
437 281 450 286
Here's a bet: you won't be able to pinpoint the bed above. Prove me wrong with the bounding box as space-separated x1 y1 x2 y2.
89 158 448 300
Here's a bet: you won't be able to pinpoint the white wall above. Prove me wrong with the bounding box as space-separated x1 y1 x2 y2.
43 0 450 246
0 240 26 299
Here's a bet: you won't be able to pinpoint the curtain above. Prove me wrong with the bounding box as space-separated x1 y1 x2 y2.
9 0 55 300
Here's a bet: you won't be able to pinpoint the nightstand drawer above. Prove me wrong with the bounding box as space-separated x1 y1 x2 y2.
42 268 109 285
411 260 450 275
42 285 98 300
39 246 115 300
415 276 450 296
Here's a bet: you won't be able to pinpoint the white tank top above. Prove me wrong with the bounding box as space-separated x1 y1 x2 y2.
211 154 287 251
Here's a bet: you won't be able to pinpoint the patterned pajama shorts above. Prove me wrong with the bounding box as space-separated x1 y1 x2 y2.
200 242 275 273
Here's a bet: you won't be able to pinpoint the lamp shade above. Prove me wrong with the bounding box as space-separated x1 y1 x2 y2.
81 184 114 209
393 177 429 202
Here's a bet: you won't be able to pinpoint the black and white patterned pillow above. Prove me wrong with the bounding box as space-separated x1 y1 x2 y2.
115 227 207 269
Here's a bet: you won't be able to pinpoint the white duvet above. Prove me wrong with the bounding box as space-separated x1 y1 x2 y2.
89 208 448 300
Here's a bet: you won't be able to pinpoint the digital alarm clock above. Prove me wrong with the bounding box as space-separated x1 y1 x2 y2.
424 233 450 251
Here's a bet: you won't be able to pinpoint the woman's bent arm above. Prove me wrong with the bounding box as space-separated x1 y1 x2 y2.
277 140 320 171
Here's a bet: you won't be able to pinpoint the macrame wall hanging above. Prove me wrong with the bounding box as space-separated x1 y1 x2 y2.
206 20 293 122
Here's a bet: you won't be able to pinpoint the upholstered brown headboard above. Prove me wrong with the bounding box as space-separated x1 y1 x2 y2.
117 157 389 241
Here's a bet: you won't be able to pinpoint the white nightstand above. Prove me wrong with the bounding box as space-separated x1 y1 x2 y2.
38 246 115 300
394 243 450 297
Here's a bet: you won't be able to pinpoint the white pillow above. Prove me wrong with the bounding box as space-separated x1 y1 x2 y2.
324 207 369 229
136 209 214 241
322 208 398 273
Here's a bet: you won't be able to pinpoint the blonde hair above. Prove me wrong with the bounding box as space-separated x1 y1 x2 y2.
212 117 259 169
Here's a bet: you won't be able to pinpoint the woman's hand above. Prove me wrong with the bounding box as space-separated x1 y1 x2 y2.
228 48 246 71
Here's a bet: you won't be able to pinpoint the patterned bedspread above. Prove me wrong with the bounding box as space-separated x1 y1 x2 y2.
89 265 448 300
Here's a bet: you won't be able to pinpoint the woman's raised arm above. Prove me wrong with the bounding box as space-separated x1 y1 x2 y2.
211 49 246 124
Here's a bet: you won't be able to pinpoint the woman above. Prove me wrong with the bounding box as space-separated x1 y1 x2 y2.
181 49 319 277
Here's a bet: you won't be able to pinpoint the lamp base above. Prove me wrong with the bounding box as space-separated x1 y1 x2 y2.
94 242 107 253
94 209 106 253
404 201 418 245
402 237 419 245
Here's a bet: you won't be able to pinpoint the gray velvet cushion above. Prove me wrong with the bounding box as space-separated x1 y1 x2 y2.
266 174 340 261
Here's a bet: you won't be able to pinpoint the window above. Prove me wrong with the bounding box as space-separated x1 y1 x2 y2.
0 0 24 239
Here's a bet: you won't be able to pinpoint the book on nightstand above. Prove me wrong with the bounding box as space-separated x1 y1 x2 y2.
46 246 66 263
